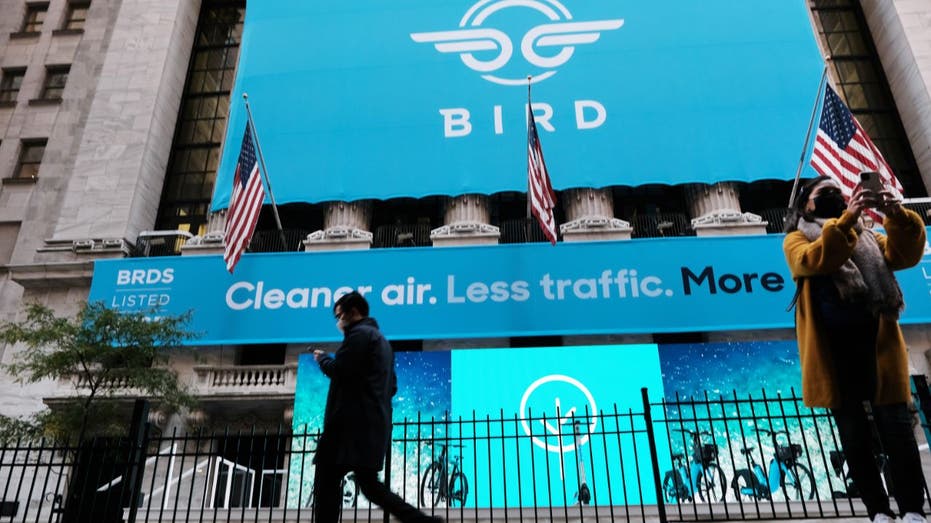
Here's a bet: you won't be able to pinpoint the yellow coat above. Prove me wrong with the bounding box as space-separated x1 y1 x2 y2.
783 208 926 408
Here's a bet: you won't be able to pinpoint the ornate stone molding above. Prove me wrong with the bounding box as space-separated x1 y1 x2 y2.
432 195 500 246
685 182 768 236
305 201 374 251
8 261 95 289
560 188 632 241
304 226 373 251
148 409 169 430
560 215 633 241
181 231 225 255
185 408 209 430
690 211 767 236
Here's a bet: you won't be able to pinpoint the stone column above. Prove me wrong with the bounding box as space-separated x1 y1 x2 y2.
45 0 201 255
431 194 500 247
560 188 632 242
304 201 373 251
860 0 931 191
181 210 226 255
684 182 766 236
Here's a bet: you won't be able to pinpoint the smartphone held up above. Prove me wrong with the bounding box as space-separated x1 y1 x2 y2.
859 171 885 207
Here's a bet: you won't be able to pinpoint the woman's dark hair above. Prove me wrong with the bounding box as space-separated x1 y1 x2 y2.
783 175 832 233
334 291 369 317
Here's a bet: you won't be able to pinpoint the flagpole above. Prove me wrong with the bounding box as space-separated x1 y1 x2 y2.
243 93 288 251
787 65 829 208
526 75 532 221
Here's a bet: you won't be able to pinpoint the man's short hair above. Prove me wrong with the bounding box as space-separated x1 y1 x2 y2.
335 291 369 317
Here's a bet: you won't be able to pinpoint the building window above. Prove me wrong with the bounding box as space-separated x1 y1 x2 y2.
14 140 47 179
20 3 48 33
61 2 88 31
39 65 69 100
810 0 925 196
0 69 26 104
0 223 20 265
155 2 244 236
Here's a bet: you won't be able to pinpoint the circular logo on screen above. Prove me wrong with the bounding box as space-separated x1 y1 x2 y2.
410 0 624 86
519 374 598 453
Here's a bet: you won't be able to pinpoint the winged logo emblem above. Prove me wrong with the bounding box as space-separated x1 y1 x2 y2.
411 0 624 86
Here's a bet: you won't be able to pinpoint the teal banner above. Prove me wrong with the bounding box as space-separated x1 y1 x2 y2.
212 0 824 208
87 232 931 345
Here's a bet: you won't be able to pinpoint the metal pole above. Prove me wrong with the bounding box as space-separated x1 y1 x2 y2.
126 399 150 523
787 66 829 209
641 388 667 523
243 93 289 251
526 76 534 242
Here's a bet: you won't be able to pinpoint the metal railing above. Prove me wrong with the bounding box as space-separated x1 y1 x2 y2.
631 213 695 239
134 230 193 257
1 387 928 522
248 229 313 253
373 224 433 248
499 218 552 244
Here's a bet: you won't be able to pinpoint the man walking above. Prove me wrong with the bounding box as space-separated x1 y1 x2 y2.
313 291 441 523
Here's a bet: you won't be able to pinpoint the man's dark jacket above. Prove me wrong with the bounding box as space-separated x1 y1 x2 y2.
315 317 397 469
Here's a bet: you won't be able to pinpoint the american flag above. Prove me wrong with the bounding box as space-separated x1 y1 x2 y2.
223 125 265 273
528 109 558 245
810 85 903 219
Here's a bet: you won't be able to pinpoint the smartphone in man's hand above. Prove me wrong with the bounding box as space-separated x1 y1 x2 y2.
859 171 885 202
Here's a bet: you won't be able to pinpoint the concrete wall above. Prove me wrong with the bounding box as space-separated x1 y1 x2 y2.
0 0 199 418
861 0 931 191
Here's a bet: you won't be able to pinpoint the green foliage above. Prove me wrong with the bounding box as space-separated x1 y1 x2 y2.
0 414 43 444
0 302 199 442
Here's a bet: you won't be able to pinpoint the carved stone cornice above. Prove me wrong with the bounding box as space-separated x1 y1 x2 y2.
7 261 95 289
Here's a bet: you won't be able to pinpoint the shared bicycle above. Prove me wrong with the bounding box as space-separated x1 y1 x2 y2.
829 448 894 499
731 427 814 501
661 428 727 503
419 439 469 508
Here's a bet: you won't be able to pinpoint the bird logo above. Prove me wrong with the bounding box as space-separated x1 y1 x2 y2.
410 0 624 86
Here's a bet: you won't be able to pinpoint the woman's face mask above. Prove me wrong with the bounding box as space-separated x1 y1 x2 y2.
810 187 846 219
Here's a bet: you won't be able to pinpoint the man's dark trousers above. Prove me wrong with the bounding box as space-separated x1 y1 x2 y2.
313 462 428 523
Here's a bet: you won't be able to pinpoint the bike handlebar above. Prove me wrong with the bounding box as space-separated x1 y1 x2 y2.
672 428 711 437
753 428 788 437
421 439 466 449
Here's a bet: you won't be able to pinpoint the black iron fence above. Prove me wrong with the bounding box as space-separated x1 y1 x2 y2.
2 387 929 523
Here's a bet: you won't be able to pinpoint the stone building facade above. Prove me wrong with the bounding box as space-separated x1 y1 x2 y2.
0 0 929 432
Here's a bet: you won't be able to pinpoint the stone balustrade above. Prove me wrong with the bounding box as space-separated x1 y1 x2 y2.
192 364 298 396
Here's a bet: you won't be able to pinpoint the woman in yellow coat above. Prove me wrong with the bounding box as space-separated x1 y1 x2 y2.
783 175 927 523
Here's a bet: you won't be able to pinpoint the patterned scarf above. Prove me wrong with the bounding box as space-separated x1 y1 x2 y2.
797 217 904 318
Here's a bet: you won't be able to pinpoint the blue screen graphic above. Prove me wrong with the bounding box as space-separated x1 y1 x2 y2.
450 344 668 506
213 0 824 208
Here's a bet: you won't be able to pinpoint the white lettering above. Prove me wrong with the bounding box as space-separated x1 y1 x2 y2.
640 276 663 297
447 275 466 304
440 108 472 137
286 288 309 308
573 278 598 299
382 284 405 306
333 286 355 301
575 100 606 130
466 282 489 303
494 105 504 135
528 103 555 132
311 287 331 308
226 281 254 311
254 281 264 310
263 288 285 309
511 281 530 302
